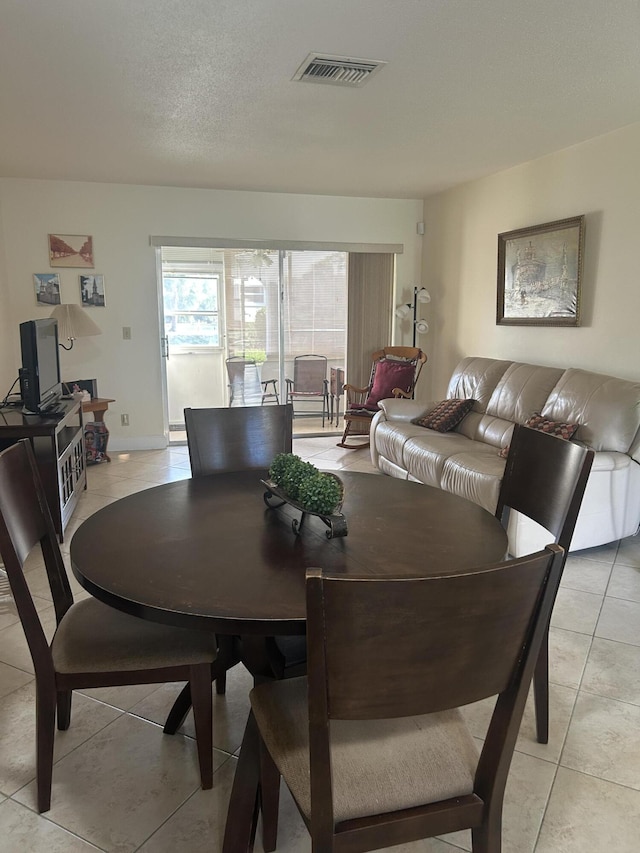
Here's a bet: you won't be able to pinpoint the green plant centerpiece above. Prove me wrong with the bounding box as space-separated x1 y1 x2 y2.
262 453 347 538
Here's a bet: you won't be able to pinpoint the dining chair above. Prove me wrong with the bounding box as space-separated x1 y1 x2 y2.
226 545 564 853
164 403 302 733
338 346 426 448
184 403 293 476
0 440 223 813
495 423 594 743
285 354 329 427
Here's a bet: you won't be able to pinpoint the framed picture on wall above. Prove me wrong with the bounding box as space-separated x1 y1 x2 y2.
496 215 585 327
80 274 106 306
33 273 61 306
48 234 94 268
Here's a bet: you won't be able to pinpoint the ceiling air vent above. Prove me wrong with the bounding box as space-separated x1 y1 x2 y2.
292 53 386 87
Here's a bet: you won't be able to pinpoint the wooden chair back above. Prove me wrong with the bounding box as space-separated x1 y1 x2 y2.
307 549 561 721
184 404 293 477
0 440 72 677
291 354 327 395
304 546 564 846
496 423 594 551
496 423 594 745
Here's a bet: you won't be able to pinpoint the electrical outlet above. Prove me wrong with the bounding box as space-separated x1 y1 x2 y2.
121 414 129 426
122 326 132 340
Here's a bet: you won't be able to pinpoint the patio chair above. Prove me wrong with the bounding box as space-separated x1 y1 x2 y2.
338 346 427 448
226 356 279 407
285 354 329 426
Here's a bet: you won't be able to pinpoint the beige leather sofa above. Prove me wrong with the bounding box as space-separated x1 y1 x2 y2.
370 357 640 555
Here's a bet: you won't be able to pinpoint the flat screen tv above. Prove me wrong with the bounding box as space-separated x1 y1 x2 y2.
19 318 63 414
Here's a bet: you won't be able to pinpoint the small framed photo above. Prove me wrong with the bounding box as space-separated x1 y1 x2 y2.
80 274 106 307
62 378 98 399
33 273 61 306
497 215 585 327
49 234 94 268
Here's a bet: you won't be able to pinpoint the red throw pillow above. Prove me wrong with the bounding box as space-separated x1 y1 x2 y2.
412 398 475 432
363 358 416 410
526 413 580 440
498 413 580 458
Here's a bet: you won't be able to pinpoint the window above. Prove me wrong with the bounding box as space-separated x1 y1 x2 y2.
162 270 221 350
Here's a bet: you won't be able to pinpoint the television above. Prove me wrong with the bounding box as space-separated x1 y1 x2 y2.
19 318 63 415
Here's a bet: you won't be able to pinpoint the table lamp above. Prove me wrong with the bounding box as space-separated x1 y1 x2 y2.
50 304 101 350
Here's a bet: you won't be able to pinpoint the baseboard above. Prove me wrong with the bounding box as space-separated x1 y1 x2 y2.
108 435 167 451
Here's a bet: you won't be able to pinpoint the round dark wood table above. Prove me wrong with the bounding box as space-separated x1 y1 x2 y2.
70 469 508 636
70 469 508 852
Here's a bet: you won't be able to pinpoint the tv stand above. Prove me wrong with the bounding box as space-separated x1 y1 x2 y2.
0 400 86 541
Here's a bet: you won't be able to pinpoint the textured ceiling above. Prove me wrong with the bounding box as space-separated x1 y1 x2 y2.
1 0 639 199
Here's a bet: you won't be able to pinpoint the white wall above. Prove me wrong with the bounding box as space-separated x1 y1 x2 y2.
422 122 640 398
0 191 14 395
0 179 423 448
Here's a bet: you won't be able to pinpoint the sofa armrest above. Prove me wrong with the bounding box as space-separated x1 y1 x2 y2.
377 398 438 423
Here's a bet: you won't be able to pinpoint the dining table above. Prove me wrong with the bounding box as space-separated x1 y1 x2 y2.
70 468 508 850
70 469 508 636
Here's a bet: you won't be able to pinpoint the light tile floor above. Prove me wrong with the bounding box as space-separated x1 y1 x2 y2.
0 436 639 852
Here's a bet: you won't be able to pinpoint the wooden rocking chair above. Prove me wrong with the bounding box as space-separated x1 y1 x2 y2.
338 346 427 449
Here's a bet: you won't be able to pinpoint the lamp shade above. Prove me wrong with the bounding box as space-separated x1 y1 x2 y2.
50 304 101 348
417 288 431 303
394 304 412 320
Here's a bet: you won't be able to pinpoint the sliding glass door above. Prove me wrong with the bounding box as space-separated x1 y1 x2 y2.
158 247 347 441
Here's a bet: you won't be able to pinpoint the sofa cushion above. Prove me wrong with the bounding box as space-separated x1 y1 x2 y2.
441 452 507 514
412 399 475 432
378 398 435 423
364 358 416 410
446 358 511 413
486 362 565 424
458 412 516 447
542 368 640 452
373 421 433 471
402 432 487 487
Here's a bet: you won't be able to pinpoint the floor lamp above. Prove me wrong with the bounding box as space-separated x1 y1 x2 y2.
395 286 430 347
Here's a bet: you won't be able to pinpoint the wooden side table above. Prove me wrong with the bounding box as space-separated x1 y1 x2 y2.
82 398 115 463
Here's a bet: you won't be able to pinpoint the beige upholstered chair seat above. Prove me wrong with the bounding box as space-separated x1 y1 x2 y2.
251 676 478 824
53 598 218 674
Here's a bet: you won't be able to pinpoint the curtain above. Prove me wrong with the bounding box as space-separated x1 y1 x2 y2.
346 253 394 389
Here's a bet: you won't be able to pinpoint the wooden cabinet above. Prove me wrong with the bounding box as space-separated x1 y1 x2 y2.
0 400 86 541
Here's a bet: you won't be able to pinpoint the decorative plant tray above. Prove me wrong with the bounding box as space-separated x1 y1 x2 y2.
260 477 348 539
